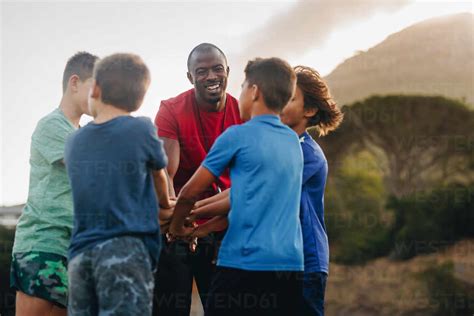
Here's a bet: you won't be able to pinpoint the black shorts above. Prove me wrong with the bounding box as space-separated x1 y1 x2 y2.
205 266 303 316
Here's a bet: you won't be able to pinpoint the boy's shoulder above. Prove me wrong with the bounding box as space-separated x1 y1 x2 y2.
33 108 73 143
129 116 157 137
82 116 153 132
35 108 69 131
301 134 327 165
221 123 244 139
134 115 154 127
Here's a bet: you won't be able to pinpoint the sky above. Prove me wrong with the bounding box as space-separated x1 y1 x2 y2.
1 0 472 206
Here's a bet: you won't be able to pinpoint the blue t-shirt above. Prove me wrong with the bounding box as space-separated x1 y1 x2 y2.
299 131 329 274
203 114 304 271
65 116 167 264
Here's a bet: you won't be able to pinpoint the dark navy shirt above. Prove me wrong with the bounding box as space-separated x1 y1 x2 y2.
65 116 167 264
299 131 329 274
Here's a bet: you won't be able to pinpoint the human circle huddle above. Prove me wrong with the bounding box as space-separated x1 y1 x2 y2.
11 43 343 316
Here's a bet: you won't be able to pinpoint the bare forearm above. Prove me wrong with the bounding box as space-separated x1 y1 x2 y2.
164 168 176 198
193 216 228 238
192 196 230 219
170 199 196 232
169 166 217 236
153 169 172 208
195 188 230 208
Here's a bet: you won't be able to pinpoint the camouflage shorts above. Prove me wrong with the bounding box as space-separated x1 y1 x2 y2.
68 236 154 316
10 251 68 307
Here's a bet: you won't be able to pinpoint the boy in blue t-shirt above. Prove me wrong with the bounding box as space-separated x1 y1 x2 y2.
189 65 343 316
64 53 174 316
280 65 343 316
169 57 304 315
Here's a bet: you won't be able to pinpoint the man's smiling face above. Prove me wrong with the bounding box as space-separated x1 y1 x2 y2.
188 49 229 105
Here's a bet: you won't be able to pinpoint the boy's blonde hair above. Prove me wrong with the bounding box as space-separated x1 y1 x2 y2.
94 53 150 112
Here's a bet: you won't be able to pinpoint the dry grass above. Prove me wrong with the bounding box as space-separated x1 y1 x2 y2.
326 239 474 316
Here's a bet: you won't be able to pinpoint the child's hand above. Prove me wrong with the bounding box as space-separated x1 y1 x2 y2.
166 199 177 209
159 204 175 234
193 199 204 209
187 207 207 221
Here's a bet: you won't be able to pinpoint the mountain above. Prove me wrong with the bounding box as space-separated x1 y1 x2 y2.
325 13 474 107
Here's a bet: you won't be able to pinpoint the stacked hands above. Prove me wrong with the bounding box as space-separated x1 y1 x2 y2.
158 189 230 252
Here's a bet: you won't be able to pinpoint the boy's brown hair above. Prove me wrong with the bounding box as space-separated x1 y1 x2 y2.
62 51 99 93
93 53 151 112
295 65 343 136
244 57 296 112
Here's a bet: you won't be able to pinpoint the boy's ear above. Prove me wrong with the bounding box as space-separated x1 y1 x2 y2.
68 74 80 93
304 108 318 119
187 72 194 85
251 84 259 102
90 81 101 100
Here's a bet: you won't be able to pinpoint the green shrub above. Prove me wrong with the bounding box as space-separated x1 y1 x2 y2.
389 183 474 260
326 151 393 264
418 261 474 316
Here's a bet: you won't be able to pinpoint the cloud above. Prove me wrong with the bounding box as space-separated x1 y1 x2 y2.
227 0 413 91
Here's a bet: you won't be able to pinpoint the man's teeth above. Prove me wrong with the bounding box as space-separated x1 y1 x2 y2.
207 84 220 91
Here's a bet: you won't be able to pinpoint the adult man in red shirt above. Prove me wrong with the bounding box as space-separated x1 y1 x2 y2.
153 43 241 316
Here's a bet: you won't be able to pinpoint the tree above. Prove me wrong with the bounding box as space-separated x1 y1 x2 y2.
314 95 474 197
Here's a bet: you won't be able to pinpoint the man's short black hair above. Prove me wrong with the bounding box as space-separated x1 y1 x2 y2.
244 57 296 112
62 51 99 93
93 53 151 112
187 43 227 71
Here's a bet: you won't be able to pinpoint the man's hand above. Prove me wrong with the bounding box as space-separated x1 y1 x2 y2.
169 223 197 240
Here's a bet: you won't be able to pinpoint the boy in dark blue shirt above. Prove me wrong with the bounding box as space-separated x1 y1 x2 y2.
65 53 174 316
280 65 343 316
169 57 304 316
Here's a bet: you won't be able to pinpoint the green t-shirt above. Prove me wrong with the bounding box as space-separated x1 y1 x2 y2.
13 108 77 257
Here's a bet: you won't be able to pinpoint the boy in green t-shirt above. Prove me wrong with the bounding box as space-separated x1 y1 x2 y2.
11 51 99 315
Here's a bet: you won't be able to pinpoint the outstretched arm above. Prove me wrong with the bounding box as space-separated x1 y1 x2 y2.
194 188 230 209
169 166 216 237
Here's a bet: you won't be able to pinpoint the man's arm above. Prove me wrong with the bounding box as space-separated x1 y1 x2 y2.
169 166 217 237
162 137 179 198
